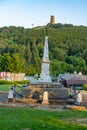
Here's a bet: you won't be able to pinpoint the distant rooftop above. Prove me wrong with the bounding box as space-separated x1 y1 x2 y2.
60 73 87 86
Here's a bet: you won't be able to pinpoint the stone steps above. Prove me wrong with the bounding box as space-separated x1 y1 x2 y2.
49 99 74 105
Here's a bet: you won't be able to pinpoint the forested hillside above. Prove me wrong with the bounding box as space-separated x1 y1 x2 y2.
0 23 87 76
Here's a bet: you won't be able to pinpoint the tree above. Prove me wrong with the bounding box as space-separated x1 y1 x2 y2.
51 60 74 76
66 56 86 73
52 47 66 61
24 44 32 62
31 38 41 73
11 53 24 72
83 49 87 64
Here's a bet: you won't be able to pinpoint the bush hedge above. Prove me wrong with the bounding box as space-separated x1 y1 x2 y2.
0 80 30 85
83 84 87 91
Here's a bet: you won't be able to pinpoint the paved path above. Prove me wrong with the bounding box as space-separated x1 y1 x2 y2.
0 92 8 102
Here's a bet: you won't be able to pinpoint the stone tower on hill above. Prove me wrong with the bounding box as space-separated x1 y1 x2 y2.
50 15 55 24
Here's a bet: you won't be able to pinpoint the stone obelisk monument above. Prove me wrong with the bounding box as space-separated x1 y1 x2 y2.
21 25 69 103
39 28 52 83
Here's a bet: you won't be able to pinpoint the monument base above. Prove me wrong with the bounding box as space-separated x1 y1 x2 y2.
21 82 69 103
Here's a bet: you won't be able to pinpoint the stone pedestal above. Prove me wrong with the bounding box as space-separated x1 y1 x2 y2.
21 83 69 102
42 91 49 105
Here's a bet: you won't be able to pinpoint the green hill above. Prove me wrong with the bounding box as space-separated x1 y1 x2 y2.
0 23 87 76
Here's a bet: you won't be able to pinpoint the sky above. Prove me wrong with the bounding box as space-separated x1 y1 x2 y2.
0 0 87 28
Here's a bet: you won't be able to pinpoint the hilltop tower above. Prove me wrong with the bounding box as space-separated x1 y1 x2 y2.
50 15 55 24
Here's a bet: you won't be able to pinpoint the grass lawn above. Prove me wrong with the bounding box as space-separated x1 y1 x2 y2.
0 84 22 92
0 108 87 130
0 84 12 92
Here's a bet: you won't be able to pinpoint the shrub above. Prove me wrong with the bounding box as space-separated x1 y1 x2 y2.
0 80 30 85
0 80 13 85
15 80 30 84
83 84 87 91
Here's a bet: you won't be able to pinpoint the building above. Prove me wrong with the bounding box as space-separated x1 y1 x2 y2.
60 73 87 88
